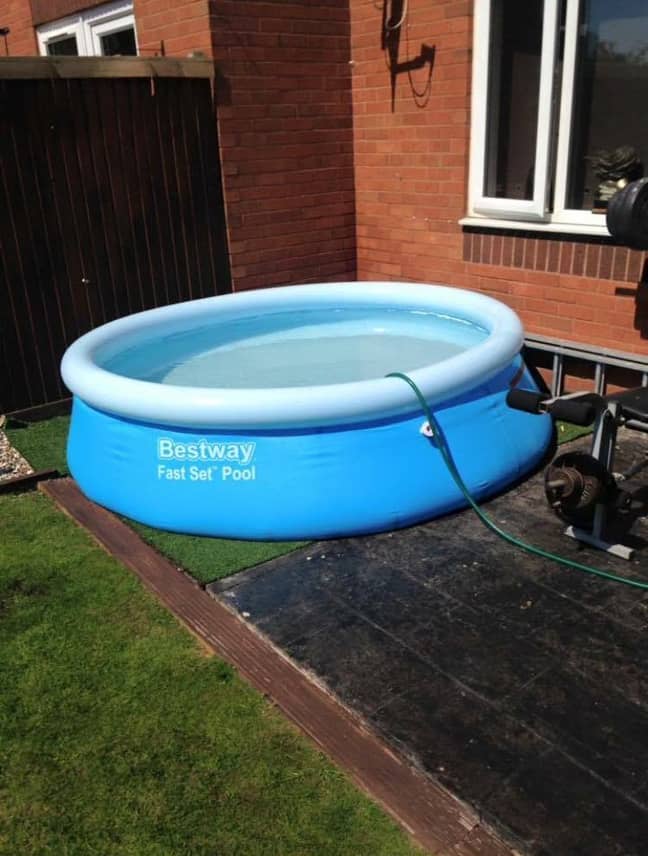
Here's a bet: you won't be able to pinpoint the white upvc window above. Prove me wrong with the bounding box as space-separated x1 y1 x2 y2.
36 16 84 56
36 1 137 58
465 0 648 236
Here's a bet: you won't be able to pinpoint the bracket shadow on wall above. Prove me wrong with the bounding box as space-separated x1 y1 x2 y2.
381 0 435 111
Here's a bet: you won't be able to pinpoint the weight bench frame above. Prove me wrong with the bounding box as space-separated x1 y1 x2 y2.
548 388 648 559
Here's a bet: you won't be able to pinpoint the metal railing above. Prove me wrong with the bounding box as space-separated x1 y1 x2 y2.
524 333 648 397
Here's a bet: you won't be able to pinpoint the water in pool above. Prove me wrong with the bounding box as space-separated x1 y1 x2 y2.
102 307 488 388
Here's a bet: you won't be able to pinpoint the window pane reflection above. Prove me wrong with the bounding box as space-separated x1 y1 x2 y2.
100 27 137 56
484 0 545 200
47 36 78 56
567 0 648 210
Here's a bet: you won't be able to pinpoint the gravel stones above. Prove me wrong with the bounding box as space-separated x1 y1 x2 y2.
0 429 33 483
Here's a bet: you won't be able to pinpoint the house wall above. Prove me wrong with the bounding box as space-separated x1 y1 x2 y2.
349 0 648 357
209 0 356 291
31 0 108 26
4 0 357 293
133 0 212 57
2 0 38 54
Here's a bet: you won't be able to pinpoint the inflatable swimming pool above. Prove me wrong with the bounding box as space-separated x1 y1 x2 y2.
61 282 551 539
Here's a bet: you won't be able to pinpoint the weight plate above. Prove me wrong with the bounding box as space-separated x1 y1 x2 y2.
627 177 648 249
606 182 632 241
606 177 648 250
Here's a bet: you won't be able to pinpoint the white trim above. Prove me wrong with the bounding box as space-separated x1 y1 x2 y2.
533 0 560 215
89 13 137 57
552 0 581 219
551 208 607 228
469 0 559 222
36 1 136 58
467 0 489 219
468 0 624 233
459 216 610 237
37 16 85 56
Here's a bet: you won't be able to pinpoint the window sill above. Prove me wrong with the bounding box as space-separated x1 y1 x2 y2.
459 216 611 239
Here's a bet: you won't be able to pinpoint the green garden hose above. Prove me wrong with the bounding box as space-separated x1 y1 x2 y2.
386 371 648 591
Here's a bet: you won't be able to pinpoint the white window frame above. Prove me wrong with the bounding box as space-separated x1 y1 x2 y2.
37 1 137 58
36 15 84 56
85 1 137 57
464 0 610 237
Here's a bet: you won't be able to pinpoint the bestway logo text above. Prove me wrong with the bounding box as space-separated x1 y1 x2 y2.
158 438 256 466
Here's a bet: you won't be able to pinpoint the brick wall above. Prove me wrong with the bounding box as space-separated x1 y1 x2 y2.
464 231 648 355
134 0 213 57
31 0 107 26
211 0 356 291
2 0 356 293
2 0 37 54
349 0 648 356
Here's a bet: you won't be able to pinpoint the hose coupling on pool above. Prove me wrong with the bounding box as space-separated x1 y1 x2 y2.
419 421 434 438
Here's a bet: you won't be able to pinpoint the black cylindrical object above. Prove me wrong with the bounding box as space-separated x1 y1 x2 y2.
506 388 547 414
607 177 648 250
548 397 597 426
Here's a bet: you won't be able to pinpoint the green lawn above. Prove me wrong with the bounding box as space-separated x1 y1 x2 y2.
7 416 305 585
0 490 421 856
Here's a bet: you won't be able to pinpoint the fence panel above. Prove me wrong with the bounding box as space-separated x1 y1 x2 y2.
0 61 231 413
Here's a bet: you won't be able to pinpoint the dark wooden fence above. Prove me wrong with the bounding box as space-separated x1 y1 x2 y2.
1 57 231 413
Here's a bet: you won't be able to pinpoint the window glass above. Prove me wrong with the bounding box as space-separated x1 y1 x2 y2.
46 36 79 56
100 27 137 56
567 0 648 210
484 0 545 200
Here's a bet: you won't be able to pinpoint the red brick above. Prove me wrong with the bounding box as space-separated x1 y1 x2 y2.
12 0 648 356
599 246 614 279
4 0 38 54
612 247 629 281
585 243 601 279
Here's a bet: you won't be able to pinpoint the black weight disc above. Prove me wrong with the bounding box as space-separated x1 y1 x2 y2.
544 451 616 526
606 182 633 242
627 178 648 249
606 177 648 250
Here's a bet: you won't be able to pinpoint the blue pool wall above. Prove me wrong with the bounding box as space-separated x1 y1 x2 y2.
67 359 552 540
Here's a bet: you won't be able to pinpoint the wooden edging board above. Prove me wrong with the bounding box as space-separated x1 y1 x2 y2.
40 478 515 856
0 469 59 494
0 56 215 80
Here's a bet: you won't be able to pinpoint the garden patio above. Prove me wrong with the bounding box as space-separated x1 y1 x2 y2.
3 2 648 850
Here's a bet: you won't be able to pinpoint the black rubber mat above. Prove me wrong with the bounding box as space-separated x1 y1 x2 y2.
209 428 648 855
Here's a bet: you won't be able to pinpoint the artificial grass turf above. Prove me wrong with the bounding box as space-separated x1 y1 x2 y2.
556 419 593 445
0 491 421 856
6 415 71 475
130 523 304 584
6 415 305 584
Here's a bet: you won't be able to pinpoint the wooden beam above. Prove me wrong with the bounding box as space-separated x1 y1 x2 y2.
40 478 514 856
6 397 72 424
0 56 215 80
0 469 59 494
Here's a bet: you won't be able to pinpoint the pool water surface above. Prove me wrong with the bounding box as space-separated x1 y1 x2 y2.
101 308 488 388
